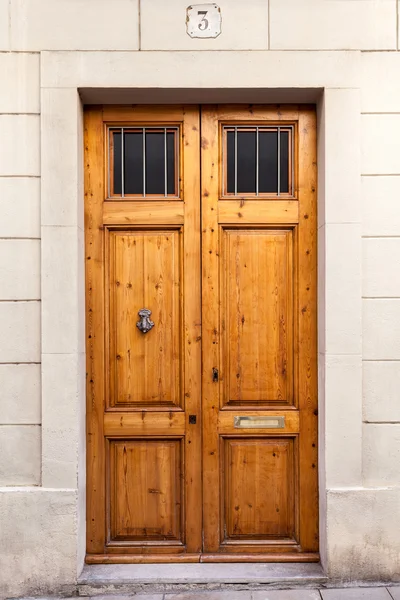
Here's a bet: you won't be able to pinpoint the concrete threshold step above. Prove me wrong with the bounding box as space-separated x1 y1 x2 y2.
77 563 327 596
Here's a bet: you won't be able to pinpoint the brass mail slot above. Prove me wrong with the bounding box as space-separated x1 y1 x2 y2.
234 416 285 429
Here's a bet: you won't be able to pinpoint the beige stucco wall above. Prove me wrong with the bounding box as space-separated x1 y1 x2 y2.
1 0 400 596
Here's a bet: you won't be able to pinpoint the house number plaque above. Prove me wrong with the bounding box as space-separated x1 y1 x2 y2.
186 4 221 38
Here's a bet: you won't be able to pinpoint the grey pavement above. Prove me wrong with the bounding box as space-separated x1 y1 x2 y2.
15 587 400 600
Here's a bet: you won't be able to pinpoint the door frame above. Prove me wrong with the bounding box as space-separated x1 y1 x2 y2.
39 54 363 579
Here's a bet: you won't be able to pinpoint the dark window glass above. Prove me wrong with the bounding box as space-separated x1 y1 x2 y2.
237 130 256 193
167 131 176 195
124 131 143 195
145 131 165 195
110 128 178 197
113 131 122 195
259 130 278 193
280 130 289 194
227 130 235 193
225 126 291 196
227 130 258 194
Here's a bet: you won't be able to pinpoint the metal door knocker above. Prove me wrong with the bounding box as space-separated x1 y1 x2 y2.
136 309 154 334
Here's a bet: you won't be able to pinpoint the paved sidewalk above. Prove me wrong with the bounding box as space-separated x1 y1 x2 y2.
17 587 400 600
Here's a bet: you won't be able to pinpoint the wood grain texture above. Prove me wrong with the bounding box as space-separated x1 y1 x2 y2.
109 439 183 543
86 554 201 563
221 228 293 408
199 552 319 562
86 104 317 562
107 228 182 409
102 105 187 123
218 200 299 224
104 412 185 436
223 438 295 541
297 109 319 552
215 105 301 123
86 552 319 563
103 202 184 225
201 105 318 559
86 105 201 558
85 107 106 554
86 550 320 565
181 107 202 553
201 106 221 552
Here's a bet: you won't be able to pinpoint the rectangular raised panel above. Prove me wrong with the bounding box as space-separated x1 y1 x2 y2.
223 438 296 541
221 228 293 407
109 439 183 543
108 229 182 408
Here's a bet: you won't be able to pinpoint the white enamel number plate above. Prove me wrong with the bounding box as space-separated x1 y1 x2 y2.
186 4 221 39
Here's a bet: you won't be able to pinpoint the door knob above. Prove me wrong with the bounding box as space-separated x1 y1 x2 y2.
136 309 154 334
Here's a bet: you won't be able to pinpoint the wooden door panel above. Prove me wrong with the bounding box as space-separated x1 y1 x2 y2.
109 439 183 544
222 437 296 541
108 228 182 409
221 228 293 407
202 105 318 560
86 106 201 561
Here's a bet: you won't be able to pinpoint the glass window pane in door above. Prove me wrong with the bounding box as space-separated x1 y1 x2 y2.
167 131 176 195
279 130 289 194
124 131 144 195
145 131 165 195
113 131 122 195
258 130 278 194
237 130 257 194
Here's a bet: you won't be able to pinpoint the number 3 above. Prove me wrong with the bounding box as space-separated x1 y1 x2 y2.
198 10 209 31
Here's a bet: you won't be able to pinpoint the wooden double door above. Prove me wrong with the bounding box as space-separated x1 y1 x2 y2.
85 105 318 563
